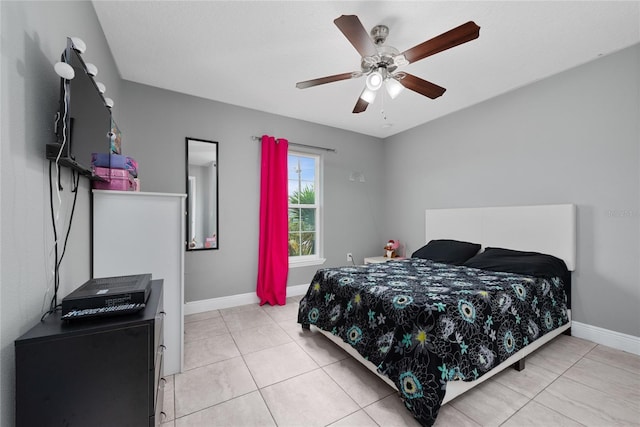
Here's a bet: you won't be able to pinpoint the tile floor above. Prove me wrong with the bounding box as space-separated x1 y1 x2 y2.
160 296 640 426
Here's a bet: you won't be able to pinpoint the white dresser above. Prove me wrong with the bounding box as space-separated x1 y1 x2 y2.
92 190 186 375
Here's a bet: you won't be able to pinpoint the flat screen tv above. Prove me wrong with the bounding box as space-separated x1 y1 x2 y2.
47 38 112 178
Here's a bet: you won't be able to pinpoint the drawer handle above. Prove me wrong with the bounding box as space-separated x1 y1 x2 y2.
159 344 166 353
159 311 166 316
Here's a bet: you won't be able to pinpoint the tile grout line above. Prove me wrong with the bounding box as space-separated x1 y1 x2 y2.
169 389 266 424
550 362 640 409
178 304 636 426
190 304 433 425
500 348 594 426
177 314 276 424
231 318 323 426
441 403 481 427
175 310 255 422
269 323 375 425
238 332 279 427
295 330 397 426
255 387 279 426
177 304 325 424
582 344 640 377
484 336 598 426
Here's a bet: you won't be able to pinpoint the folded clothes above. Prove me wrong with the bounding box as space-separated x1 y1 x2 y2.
91 153 138 177
92 166 135 191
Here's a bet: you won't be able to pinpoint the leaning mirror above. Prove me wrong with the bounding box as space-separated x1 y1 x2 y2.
186 137 218 250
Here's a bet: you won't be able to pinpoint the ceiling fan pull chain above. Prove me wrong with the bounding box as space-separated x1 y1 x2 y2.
380 91 388 122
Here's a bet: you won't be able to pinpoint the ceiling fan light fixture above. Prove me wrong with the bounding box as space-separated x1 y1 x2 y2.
360 87 377 103
385 78 404 99
297 15 481 115
70 36 87 54
365 71 383 91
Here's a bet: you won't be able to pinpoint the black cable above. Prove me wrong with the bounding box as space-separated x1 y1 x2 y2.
56 170 80 269
44 167 81 321
47 161 60 314
40 304 61 322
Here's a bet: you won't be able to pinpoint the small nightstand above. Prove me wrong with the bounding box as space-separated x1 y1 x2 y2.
364 256 405 264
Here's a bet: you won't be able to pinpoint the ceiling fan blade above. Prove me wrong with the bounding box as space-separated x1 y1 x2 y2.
352 96 369 114
400 21 480 64
296 72 361 89
334 15 378 58
399 73 446 99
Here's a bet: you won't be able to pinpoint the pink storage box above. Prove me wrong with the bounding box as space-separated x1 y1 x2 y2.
92 167 134 191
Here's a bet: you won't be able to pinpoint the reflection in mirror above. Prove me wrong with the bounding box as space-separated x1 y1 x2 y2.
186 137 218 250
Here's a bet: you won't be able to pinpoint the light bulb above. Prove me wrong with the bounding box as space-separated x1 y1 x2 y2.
360 88 377 104
385 78 404 99
365 71 383 91
104 97 114 108
85 63 98 76
54 62 75 80
96 82 106 93
70 37 86 53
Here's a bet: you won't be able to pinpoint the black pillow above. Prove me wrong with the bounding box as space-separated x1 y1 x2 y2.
463 247 570 283
412 239 481 265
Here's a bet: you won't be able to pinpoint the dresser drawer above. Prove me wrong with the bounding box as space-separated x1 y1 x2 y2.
153 347 164 412
154 315 164 371
152 376 166 426
14 281 164 427
151 288 164 365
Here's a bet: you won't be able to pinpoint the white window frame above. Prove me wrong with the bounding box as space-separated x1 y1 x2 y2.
288 150 325 268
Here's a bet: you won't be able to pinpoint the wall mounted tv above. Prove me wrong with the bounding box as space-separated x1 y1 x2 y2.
47 38 112 178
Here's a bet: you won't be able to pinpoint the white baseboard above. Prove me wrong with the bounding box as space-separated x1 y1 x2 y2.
183 287 640 357
285 283 310 296
184 284 310 315
184 292 259 315
571 321 640 356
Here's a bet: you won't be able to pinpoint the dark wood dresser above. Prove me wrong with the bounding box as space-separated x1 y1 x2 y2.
15 280 165 426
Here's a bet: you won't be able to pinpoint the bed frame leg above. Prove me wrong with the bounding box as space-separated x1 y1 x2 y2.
512 359 525 372
301 323 310 330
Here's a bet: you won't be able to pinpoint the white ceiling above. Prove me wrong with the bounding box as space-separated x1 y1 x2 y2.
92 1 640 138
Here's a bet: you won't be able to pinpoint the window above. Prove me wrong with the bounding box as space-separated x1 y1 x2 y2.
288 151 324 266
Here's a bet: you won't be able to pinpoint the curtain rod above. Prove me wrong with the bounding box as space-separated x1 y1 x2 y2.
251 136 337 153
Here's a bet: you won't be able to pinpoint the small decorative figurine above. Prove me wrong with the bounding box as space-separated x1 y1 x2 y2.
384 239 400 258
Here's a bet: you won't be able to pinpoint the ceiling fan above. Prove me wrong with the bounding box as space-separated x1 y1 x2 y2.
296 15 480 113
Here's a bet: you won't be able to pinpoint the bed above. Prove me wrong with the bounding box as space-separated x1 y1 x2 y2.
297 204 575 426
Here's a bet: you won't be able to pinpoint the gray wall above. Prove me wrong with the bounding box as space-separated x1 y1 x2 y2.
117 81 387 302
0 1 122 425
1 3 638 425
383 44 640 337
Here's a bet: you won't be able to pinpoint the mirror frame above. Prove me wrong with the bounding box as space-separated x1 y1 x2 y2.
185 137 219 251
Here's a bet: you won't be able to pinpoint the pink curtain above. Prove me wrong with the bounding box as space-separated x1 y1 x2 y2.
256 135 289 306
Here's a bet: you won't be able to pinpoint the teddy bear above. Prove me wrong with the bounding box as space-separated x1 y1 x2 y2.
384 239 400 258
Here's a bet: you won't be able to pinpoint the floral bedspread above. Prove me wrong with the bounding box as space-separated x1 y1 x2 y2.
297 258 569 426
